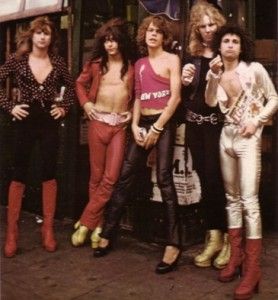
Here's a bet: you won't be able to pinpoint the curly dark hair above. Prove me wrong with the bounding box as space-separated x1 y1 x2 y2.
91 18 134 79
136 15 173 57
212 25 254 63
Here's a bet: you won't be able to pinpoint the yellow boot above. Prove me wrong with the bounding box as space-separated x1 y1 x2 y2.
90 227 102 249
71 221 89 246
213 233 231 269
194 230 223 267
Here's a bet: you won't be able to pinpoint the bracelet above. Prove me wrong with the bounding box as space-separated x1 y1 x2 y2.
152 123 164 132
150 125 161 134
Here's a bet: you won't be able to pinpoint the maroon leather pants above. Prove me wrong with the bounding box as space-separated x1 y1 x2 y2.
80 119 126 230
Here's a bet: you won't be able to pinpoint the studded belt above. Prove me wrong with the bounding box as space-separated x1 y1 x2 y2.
186 110 223 125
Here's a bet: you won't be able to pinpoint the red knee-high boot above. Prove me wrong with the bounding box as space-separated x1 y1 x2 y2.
41 179 57 252
4 181 25 258
218 228 244 282
234 239 262 300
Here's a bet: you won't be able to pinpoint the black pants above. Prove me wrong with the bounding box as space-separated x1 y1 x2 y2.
186 121 227 231
12 103 59 183
101 115 181 246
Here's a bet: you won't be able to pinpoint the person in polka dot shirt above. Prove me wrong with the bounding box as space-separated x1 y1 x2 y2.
0 16 75 258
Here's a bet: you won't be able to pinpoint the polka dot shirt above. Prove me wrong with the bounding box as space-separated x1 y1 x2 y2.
0 53 76 113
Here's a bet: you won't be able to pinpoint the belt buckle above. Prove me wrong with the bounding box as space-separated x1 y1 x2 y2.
210 113 218 125
109 112 117 126
196 114 203 125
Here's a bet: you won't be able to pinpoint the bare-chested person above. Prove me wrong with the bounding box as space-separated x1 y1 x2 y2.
72 18 134 249
206 25 278 299
94 16 182 275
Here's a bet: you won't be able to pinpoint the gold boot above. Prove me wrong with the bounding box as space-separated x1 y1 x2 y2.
213 233 231 269
90 227 102 249
71 221 89 246
194 230 223 267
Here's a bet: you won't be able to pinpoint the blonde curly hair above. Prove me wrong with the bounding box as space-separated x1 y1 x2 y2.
187 1 226 56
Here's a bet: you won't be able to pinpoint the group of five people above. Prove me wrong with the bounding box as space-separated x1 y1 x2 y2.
1 2 277 300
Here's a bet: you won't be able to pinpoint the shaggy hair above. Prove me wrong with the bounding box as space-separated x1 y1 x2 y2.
187 1 226 56
212 25 254 63
91 18 134 79
136 15 173 57
16 16 58 58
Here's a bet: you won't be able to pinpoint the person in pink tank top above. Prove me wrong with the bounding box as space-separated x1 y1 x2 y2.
94 15 182 275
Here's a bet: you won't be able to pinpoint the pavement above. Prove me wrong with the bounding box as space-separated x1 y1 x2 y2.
1 207 278 300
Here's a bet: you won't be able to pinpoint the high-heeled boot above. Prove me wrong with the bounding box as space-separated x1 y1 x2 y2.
213 233 231 269
71 220 89 246
90 227 102 249
4 181 25 258
234 239 262 300
194 230 223 267
41 179 57 252
218 228 243 282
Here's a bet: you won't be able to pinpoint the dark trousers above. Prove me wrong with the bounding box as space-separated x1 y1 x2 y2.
12 103 59 183
101 115 181 246
186 121 227 231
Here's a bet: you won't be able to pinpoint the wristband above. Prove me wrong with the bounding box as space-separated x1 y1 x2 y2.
152 123 164 132
150 125 161 134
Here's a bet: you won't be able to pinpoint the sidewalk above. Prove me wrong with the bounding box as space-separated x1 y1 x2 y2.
1 207 278 300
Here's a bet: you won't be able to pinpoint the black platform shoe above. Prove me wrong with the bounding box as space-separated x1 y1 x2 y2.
93 244 111 258
155 251 181 274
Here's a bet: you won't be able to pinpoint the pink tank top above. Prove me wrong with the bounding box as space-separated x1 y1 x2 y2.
135 57 170 109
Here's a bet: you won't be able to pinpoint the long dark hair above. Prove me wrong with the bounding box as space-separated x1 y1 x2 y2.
91 18 134 79
212 25 254 63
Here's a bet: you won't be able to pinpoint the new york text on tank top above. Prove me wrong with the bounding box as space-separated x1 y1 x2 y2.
135 57 170 109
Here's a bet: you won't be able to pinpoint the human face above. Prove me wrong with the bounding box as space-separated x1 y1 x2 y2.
219 33 241 61
145 22 164 49
198 15 217 45
32 26 52 50
104 36 119 56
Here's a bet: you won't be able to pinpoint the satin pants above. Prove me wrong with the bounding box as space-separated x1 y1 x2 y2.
220 124 262 238
80 119 126 230
100 115 181 246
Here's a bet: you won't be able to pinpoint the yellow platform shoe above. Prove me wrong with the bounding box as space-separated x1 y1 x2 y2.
90 227 102 249
71 221 89 247
194 230 223 267
213 233 231 269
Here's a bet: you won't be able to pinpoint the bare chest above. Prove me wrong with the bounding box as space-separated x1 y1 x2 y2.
101 68 127 86
28 57 53 84
220 72 242 100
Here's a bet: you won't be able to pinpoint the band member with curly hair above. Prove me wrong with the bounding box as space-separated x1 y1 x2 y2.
206 25 278 299
72 18 134 249
94 15 182 275
181 1 229 270
0 16 75 257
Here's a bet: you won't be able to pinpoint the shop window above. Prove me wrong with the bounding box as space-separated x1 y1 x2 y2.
0 0 64 23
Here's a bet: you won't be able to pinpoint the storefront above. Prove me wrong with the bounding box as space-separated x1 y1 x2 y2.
0 1 277 241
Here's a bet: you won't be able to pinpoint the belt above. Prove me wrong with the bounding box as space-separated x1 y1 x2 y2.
185 110 222 125
91 108 131 126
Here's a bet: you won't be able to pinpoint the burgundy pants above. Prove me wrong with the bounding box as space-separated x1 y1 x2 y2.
80 119 126 230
